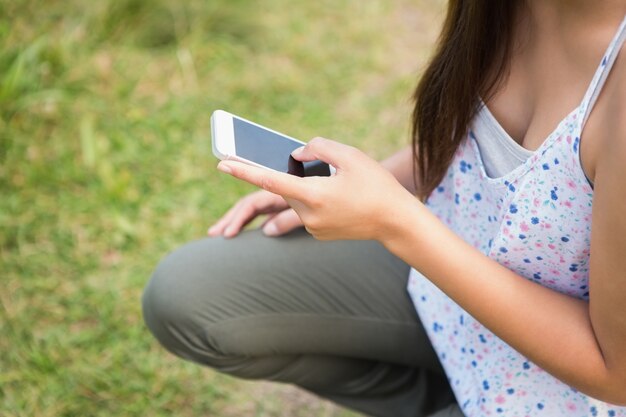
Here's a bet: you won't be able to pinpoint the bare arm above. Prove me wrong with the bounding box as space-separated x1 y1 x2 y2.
383 206 626 405
380 145 417 194
381 117 626 404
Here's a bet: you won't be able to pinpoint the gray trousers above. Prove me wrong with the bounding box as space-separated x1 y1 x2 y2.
142 228 463 417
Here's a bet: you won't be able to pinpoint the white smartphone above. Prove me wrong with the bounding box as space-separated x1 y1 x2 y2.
211 110 333 177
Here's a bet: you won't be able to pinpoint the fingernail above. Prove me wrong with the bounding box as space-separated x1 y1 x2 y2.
217 162 232 174
291 146 305 156
263 223 279 236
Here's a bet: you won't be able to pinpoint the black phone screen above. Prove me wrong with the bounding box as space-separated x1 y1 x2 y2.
233 118 330 177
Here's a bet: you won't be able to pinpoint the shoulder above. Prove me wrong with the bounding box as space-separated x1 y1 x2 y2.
589 42 626 181
604 42 626 152
607 42 626 127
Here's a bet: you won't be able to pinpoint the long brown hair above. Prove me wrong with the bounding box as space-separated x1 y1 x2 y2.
412 1 521 201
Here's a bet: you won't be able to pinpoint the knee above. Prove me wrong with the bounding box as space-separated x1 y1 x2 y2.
142 247 189 359
142 238 222 362
141 236 290 382
142 234 274 365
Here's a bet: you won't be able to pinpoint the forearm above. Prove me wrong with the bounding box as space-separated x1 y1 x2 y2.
382 197 626 405
379 146 417 194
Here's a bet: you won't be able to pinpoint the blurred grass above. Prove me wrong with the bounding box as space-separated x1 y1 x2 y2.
0 0 443 415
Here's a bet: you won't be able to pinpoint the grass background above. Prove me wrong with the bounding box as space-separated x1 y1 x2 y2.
0 1 443 415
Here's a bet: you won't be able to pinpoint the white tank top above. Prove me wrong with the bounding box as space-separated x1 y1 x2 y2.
407 15 626 417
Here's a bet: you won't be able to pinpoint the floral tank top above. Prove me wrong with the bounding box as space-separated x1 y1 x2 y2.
407 15 626 417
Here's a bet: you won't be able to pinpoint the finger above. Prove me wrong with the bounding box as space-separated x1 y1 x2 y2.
260 212 278 228
262 209 302 236
218 161 306 201
210 194 272 237
221 203 258 238
209 191 290 237
208 196 256 236
291 137 358 169
208 202 244 236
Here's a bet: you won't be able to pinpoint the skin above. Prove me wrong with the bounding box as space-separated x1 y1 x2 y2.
210 0 626 405
207 146 415 237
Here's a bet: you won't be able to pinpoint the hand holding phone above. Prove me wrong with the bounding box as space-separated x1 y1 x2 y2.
211 110 334 177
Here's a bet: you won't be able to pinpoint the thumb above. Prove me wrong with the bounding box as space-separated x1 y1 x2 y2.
291 137 356 169
262 209 303 236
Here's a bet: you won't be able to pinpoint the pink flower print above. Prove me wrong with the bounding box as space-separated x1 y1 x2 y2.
567 179 577 191
520 222 530 232
567 135 572 144
495 395 506 404
539 224 550 232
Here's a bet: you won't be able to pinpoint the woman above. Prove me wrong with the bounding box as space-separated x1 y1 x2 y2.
142 1 626 416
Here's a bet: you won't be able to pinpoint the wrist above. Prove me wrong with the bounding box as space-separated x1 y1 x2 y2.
377 193 427 251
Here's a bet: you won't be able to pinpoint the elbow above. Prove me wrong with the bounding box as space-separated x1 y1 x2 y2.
608 374 626 406
604 389 626 407
593 370 626 406
575 361 626 406
605 354 626 406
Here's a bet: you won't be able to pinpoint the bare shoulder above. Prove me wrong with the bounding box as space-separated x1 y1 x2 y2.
592 40 626 189
584 42 626 183
601 42 626 155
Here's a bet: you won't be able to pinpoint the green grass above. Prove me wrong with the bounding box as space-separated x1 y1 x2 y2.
0 0 443 415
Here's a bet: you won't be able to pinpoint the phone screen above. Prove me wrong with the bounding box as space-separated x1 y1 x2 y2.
233 118 331 176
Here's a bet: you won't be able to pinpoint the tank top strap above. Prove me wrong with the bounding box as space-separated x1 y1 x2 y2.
580 14 626 127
